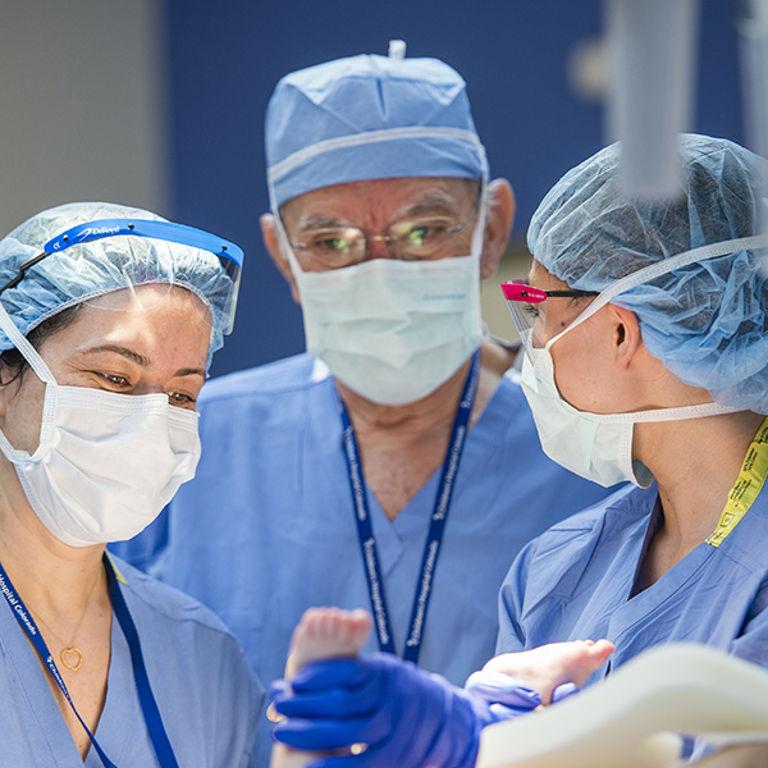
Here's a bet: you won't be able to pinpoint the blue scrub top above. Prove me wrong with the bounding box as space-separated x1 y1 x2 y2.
0 556 263 767
497 482 768 681
112 352 612 765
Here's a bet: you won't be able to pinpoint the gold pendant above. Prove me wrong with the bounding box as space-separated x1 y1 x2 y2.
60 646 83 672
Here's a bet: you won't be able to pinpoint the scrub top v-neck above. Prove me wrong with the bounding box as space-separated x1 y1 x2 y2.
0 556 262 767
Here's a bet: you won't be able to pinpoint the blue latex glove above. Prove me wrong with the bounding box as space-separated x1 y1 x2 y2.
465 669 543 719
465 669 578 719
270 654 540 768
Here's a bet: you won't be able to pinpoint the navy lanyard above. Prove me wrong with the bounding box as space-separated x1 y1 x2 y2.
338 349 480 664
0 554 179 768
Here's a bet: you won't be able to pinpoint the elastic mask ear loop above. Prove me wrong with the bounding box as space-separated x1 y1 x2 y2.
469 156 490 264
267 177 306 281
0 300 56 386
544 233 768 353
0 300 59 463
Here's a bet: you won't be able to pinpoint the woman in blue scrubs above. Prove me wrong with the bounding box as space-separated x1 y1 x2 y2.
0 202 262 766
267 134 768 766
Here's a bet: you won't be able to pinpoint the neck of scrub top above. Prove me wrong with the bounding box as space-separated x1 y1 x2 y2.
0 301 109 619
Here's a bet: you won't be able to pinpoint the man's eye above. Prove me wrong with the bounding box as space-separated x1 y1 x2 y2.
523 304 539 318
405 224 446 248
312 235 351 255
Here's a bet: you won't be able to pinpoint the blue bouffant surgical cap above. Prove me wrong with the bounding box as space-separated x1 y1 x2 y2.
0 202 241 366
265 52 487 208
529 133 768 413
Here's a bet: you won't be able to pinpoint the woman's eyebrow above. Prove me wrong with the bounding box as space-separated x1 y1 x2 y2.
82 344 151 367
82 345 205 378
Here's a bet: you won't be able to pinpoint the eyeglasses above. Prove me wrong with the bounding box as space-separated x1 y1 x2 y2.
500 280 598 358
290 216 472 269
500 280 598 302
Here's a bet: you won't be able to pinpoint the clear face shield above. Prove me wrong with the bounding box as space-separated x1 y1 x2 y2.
500 280 598 359
0 218 243 336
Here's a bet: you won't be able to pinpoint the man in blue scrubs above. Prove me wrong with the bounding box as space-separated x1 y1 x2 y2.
113 47 611 763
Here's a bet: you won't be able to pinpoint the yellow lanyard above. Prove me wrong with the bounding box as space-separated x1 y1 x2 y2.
706 417 768 547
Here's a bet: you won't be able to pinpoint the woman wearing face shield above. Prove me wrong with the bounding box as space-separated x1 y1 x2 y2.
0 202 261 767
267 134 768 767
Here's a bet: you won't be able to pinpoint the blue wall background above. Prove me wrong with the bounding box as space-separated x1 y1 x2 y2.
164 0 743 378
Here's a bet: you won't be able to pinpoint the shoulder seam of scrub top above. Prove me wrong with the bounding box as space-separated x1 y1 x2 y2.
109 556 251 640
541 484 641 535
711 536 768 576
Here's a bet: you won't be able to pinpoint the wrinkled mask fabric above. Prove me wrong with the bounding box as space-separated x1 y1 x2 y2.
268 124 489 405
276 195 486 406
520 345 741 488
293 253 483 405
0 301 201 546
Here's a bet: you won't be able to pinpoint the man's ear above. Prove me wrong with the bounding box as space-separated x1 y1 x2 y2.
260 213 301 304
610 304 643 370
480 178 515 279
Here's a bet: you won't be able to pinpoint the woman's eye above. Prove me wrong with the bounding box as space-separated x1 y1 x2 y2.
168 392 196 407
102 373 130 387
523 303 539 318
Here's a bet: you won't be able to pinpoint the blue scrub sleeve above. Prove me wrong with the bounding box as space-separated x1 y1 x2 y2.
729 577 768 667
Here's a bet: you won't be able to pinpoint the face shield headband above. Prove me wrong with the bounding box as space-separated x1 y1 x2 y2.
0 218 244 336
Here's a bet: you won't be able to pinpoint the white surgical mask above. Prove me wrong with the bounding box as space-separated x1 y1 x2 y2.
518 235 761 487
277 198 486 406
0 302 201 547
267 128 491 406
520 345 741 487
293 253 483 405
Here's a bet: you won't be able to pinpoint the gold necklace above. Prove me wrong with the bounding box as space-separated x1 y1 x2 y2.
28 574 100 672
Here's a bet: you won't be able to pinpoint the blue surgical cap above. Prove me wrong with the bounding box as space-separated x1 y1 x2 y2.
0 202 237 365
266 53 487 208
529 133 768 413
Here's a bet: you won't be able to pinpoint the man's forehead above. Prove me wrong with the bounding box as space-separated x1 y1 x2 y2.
281 176 478 228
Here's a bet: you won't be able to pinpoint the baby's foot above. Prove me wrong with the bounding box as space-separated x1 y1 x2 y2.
284 607 371 678
270 609 372 768
483 639 615 706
